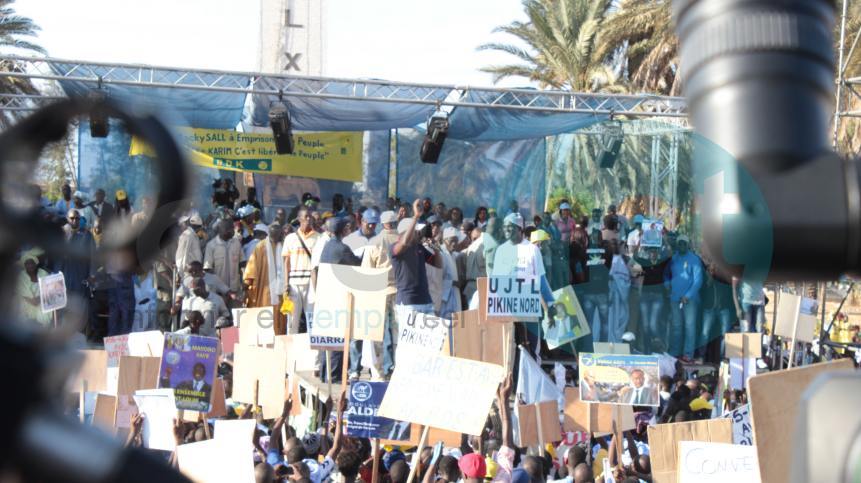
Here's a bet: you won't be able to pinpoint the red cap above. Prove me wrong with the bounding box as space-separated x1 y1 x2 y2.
458 453 487 479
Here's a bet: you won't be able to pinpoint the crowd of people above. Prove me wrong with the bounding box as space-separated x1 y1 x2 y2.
21 178 840 482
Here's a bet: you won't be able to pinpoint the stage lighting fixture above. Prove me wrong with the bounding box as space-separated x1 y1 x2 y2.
420 111 450 164
269 99 294 155
598 121 623 169
88 89 109 138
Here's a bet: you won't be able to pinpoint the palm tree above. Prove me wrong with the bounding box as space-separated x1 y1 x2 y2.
596 0 678 95
0 0 46 127
477 0 624 92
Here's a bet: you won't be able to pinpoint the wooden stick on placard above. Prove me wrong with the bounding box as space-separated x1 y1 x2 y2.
52 310 58 329
254 380 260 411
200 412 211 440
341 292 355 387
79 380 87 423
535 404 545 457
612 420 623 469
406 425 431 483
788 291 802 369
371 438 381 483
325 350 333 396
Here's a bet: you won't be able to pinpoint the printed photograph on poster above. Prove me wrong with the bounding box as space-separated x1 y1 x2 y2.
158 333 219 412
541 285 590 349
486 276 541 319
39 272 67 313
345 381 412 441
579 353 660 406
641 220 664 248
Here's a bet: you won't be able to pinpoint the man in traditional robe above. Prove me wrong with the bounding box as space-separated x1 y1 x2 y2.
243 222 286 333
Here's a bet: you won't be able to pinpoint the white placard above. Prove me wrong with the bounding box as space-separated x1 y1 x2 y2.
133 388 177 452
486 276 541 318
396 310 450 360
727 404 753 446
678 441 761 483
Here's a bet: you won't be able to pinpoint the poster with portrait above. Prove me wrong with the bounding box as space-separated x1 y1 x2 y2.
39 272 67 313
641 219 664 248
158 333 219 412
578 353 660 407
345 381 412 441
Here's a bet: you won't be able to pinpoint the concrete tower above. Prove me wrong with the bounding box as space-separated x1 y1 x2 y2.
258 0 326 75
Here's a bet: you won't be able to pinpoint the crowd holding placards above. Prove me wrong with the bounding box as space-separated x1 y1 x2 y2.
18 179 858 482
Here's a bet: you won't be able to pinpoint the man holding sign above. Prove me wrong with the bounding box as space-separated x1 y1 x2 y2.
391 199 442 328
490 212 558 356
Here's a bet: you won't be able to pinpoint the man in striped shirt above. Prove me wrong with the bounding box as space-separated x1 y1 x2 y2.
282 207 320 334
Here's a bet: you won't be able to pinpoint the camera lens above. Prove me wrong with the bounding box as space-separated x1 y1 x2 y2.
673 0 835 172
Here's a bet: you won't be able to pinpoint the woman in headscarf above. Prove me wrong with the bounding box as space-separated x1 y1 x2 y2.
16 251 51 326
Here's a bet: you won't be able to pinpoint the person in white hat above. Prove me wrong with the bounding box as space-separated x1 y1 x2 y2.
555 200 576 243
491 212 561 356
203 219 243 294
282 206 321 335
360 210 400 380
175 213 204 274
438 226 462 320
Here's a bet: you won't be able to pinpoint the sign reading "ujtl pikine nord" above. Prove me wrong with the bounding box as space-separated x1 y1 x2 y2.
486 276 542 318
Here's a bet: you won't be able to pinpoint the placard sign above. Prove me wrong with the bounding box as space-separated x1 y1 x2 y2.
345 381 412 441
486 276 541 319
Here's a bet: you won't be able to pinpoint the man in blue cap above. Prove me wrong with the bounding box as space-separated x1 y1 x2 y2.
344 207 380 260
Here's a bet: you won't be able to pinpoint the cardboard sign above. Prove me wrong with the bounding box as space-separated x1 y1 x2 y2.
38 271 67 312
117 356 161 397
93 393 117 431
232 344 288 419
312 263 389 341
70 350 108 393
562 388 635 434
234 306 276 347
678 441 761 483
448 309 505 366
729 357 757 391
517 400 561 447
378 352 505 435
159 333 219 412
646 419 733 483
774 292 817 343
579 353 661 406
726 404 753 445
486 276 542 319
128 331 165 357
220 326 239 353
214 419 256 443
748 359 853 483
725 333 762 359
592 342 631 355
542 285 590 349
275 334 319 374
133 388 178 452
345 381 412 441
379 426 463 448
396 310 450 359
115 394 139 429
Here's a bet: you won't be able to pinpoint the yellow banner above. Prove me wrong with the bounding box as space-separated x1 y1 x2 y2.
129 127 363 182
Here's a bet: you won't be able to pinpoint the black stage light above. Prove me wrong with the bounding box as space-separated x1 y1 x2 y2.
269 99 294 155
420 111 450 164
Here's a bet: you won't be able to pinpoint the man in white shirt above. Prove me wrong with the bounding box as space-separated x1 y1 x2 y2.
492 212 560 356
282 207 319 334
175 214 203 273
203 219 243 293
180 278 230 336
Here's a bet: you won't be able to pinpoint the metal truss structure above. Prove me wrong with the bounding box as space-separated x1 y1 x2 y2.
0 55 689 217
0 55 688 117
834 0 861 144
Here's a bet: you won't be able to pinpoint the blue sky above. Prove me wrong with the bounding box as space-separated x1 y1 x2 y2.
15 0 534 87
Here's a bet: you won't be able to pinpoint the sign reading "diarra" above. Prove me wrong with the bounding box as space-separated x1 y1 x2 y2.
486 276 542 318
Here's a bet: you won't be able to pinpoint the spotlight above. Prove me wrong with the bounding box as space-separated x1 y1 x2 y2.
598 121 623 169
88 89 109 138
269 99 294 155
420 111 449 164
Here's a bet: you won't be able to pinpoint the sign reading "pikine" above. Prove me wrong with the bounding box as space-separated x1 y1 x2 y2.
486 276 542 318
